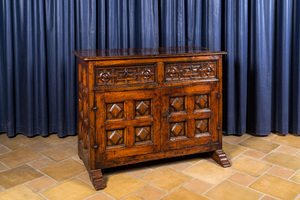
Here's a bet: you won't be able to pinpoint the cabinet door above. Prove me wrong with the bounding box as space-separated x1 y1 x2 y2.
95 89 160 159
161 84 219 151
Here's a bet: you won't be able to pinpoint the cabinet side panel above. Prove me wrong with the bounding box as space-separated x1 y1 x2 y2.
218 56 223 145
78 59 91 169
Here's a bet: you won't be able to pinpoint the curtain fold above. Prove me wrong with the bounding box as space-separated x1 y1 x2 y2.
0 0 299 137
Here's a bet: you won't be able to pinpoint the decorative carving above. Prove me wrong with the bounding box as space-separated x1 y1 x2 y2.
163 109 170 123
95 64 156 86
170 96 185 112
195 94 209 109
107 130 124 146
211 149 231 168
90 169 106 190
170 122 186 137
195 119 209 134
99 70 111 83
142 68 152 79
135 100 151 116
135 126 151 142
167 66 179 77
106 103 124 119
165 61 217 81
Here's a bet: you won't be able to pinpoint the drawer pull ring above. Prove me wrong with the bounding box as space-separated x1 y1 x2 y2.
164 109 170 123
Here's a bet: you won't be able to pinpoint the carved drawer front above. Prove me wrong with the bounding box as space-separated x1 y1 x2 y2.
161 85 219 151
95 90 160 159
164 61 218 83
94 64 156 87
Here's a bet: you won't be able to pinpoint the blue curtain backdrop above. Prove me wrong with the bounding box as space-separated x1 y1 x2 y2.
0 0 299 137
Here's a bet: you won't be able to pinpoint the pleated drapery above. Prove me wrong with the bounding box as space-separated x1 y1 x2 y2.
0 0 299 137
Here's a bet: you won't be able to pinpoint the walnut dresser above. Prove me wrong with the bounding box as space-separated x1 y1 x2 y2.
73 46 230 190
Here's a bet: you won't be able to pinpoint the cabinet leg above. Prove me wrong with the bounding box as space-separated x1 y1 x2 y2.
89 169 106 190
211 149 231 168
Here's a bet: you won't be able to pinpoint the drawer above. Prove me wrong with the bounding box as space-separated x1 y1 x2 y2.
94 63 157 87
164 61 218 83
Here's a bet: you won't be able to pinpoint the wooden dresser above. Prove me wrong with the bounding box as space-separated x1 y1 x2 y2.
73 46 230 190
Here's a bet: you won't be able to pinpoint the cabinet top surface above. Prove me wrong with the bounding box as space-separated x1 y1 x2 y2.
73 46 227 61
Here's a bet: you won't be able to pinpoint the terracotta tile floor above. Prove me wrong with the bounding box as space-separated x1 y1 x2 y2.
0 133 299 200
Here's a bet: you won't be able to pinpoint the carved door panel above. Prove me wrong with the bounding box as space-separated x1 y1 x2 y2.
95 89 160 159
161 84 219 151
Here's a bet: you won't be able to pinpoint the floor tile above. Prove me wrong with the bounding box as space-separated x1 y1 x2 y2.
259 133 277 141
0 134 41 150
29 141 53 152
238 137 280 153
187 157 204 164
0 147 42 167
262 152 300 171
260 195 278 200
184 179 213 194
250 173 300 200
231 156 272 177
125 167 152 177
291 171 300 183
0 165 43 189
41 178 97 200
68 139 78 147
0 133 9 143
168 160 193 171
268 166 295 179
38 134 77 146
141 166 191 192
0 162 8 172
123 194 144 200
227 172 256 186
40 143 77 161
103 173 148 199
223 142 247 159
28 156 54 169
40 159 86 182
205 180 263 200
184 160 233 184
223 134 250 144
72 155 84 164
276 145 299 155
77 172 92 185
27 176 57 192
136 185 166 200
87 192 114 200
243 149 267 159
271 134 300 149
0 144 11 154
161 187 209 200
0 185 45 200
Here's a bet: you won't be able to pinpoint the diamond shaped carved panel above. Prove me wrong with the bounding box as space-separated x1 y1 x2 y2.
170 96 185 112
135 100 151 116
107 130 124 146
106 103 124 119
195 119 209 134
135 126 151 142
170 122 186 137
195 95 209 110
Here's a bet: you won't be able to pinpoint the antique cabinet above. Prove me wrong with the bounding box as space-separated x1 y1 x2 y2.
73 46 230 190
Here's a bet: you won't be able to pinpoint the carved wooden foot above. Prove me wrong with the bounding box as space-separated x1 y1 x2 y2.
90 169 106 190
211 149 231 168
